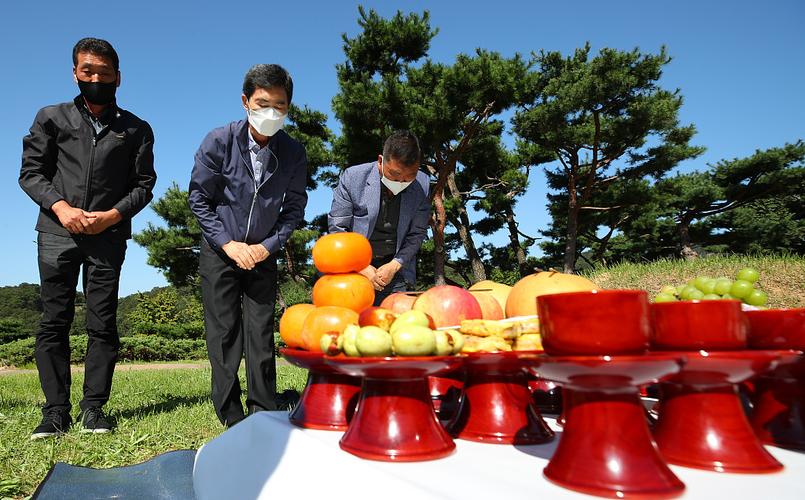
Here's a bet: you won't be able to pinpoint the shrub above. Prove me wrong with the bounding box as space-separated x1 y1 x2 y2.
0 318 32 344
131 320 205 340
0 335 207 367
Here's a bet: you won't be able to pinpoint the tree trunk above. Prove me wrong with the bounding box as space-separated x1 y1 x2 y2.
677 218 699 260
503 204 528 275
446 172 486 283
283 247 304 284
431 186 448 286
591 225 617 265
564 203 580 274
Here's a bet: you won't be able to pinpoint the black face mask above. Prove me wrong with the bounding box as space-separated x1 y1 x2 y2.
77 80 117 105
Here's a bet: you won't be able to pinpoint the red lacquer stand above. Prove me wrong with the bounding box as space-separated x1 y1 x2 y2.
324 356 464 461
526 354 686 499
652 351 783 473
448 351 553 444
751 351 805 451
280 348 361 430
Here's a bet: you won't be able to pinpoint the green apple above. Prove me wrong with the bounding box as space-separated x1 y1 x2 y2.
390 310 432 335
392 325 437 356
434 331 453 356
445 330 464 354
319 332 341 356
356 326 393 357
342 324 361 357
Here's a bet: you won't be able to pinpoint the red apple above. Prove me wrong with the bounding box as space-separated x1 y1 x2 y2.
412 285 483 328
358 307 398 331
469 290 504 320
379 292 417 314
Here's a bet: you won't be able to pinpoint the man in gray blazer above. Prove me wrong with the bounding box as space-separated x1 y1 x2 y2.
328 130 430 304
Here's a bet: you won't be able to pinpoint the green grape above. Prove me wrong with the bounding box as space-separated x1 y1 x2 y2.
730 280 754 299
745 289 768 307
660 285 677 296
736 267 760 283
680 285 698 300
701 294 721 300
713 278 733 296
688 289 705 300
687 279 697 288
654 293 677 303
675 285 686 296
694 276 713 292
721 293 736 300
700 279 717 295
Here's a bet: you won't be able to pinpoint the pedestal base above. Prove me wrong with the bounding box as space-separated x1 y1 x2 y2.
340 378 455 461
545 390 684 498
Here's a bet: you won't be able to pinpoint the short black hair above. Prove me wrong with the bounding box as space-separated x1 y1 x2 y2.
243 64 293 102
383 130 421 167
72 37 119 71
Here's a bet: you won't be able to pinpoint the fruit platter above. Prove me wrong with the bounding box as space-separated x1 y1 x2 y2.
196 234 804 499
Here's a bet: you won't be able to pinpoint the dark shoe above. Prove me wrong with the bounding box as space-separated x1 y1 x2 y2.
31 408 73 440
224 415 246 429
276 389 300 411
78 407 113 434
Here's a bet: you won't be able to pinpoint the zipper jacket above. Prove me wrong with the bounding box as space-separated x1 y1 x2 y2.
19 96 157 239
188 120 308 258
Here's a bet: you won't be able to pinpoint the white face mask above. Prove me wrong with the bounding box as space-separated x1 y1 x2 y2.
247 106 286 137
380 158 414 196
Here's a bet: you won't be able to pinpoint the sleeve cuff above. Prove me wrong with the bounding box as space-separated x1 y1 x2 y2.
261 235 280 256
210 231 233 250
112 200 131 219
43 193 63 211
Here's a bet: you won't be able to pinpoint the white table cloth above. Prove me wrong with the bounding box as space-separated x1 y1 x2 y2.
193 412 805 499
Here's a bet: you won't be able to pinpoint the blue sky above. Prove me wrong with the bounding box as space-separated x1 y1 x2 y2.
1 0 803 296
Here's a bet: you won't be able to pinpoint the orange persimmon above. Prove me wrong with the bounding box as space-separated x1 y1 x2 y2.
311 232 372 274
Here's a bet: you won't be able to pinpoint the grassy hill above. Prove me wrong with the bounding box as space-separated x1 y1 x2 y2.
585 253 804 309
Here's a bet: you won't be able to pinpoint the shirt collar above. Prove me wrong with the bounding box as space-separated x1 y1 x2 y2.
74 95 118 124
247 129 260 154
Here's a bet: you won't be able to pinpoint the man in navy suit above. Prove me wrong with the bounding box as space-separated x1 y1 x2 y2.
328 131 430 305
189 64 307 427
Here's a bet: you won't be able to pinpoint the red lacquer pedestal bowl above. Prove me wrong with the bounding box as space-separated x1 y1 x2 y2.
280 348 361 430
525 354 686 498
652 350 783 472
323 355 464 461
746 308 805 451
447 351 554 444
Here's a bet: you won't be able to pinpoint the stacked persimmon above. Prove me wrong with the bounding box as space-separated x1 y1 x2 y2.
279 233 374 352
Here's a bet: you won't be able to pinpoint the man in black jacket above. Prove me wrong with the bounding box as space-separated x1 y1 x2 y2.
19 38 156 439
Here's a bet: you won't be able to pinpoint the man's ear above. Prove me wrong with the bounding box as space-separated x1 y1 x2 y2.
241 94 249 110
72 67 78 84
116 71 121 88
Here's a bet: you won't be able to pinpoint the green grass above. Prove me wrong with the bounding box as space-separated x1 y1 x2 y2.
585 253 805 309
0 365 308 499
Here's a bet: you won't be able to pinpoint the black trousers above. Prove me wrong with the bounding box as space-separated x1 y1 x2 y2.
35 231 126 413
199 240 279 426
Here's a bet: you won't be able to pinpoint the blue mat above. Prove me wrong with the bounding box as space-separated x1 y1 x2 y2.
32 449 196 499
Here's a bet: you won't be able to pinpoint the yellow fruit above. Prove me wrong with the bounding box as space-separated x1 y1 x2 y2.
469 280 512 315
506 271 597 317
